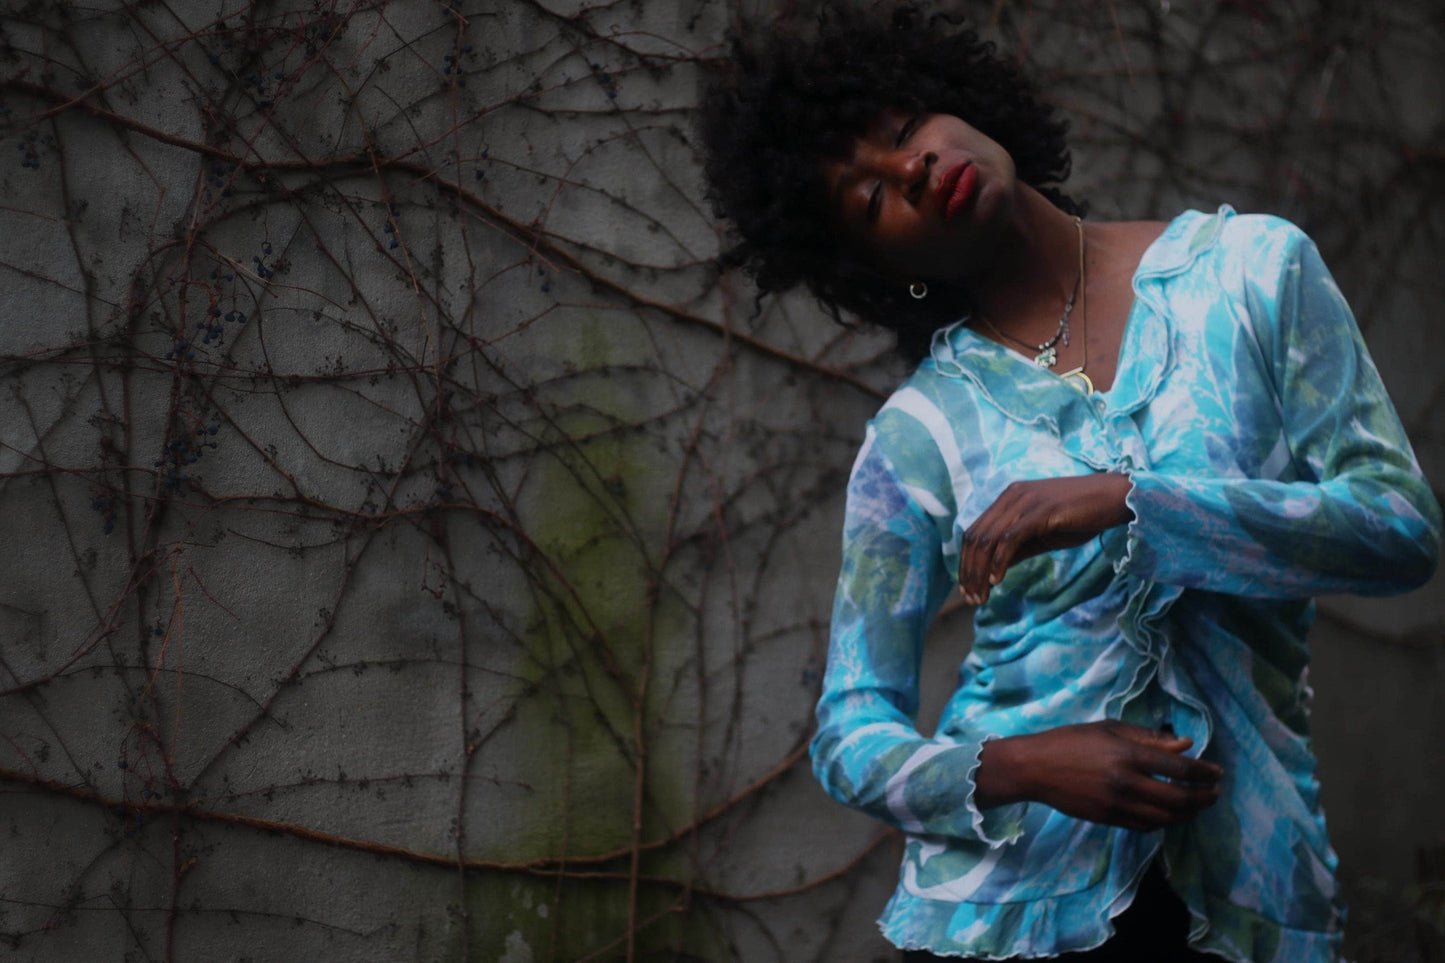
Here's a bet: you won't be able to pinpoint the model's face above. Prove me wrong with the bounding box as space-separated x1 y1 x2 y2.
820 108 1017 285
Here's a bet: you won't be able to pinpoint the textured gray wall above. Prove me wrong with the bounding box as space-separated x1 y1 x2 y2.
0 2 1441 961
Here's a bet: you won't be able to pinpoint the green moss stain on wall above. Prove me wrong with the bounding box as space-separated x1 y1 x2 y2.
473 311 712 956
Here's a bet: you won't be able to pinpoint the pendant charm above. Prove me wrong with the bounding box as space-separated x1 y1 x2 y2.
1060 367 1094 395
1034 346 1058 368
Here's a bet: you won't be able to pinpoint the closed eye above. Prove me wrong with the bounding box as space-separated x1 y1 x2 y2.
895 115 919 146
866 115 920 223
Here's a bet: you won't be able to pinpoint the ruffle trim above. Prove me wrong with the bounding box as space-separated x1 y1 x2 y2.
1110 469 1152 579
879 863 1147 960
878 875 1341 961
966 734 1028 849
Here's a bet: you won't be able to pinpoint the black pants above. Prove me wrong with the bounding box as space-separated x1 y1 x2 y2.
902 863 1216 962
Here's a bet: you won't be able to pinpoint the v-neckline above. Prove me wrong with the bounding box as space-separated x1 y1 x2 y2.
977 221 1171 398
927 207 1234 423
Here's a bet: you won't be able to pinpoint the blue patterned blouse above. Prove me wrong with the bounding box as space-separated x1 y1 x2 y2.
812 207 1441 960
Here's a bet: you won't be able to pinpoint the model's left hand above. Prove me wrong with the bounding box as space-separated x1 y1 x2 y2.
958 474 1133 605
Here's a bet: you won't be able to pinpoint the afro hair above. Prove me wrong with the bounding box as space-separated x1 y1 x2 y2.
699 3 1081 360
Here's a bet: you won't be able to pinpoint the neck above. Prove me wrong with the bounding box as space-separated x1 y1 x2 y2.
968 188 1081 332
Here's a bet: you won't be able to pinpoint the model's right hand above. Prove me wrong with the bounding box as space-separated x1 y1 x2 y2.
974 721 1224 832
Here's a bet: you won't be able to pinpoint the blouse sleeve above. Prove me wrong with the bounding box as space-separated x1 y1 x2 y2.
1116 225 1442 598
809 427 1027 847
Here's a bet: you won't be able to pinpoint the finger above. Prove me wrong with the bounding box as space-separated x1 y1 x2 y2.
1111 722 1192 749
966 494 1030 599
984 522 1026 587
987 488 1046 579
1166 756 1226 785
961 498 1010 598
1126 773 1223 814
1112 727 1217 769
1127 744 1224 785
960 508 1008 604
1115 784 1223 829
957 523 980 603
958 524 988 604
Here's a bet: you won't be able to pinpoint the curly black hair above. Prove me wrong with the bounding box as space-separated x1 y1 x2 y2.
699 4 1081 361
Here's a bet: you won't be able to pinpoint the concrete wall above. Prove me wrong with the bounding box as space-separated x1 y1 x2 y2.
0 2 1440 961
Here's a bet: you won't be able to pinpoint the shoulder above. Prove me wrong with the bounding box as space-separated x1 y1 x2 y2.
1141 207 1320 299
872 369 957 450
846 369 966 520
1214 214 1335 323
1216 210 1314 266
860 374 950 475
1145 206 1310 264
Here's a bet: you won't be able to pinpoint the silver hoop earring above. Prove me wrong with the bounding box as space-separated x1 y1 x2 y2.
908 281 928 300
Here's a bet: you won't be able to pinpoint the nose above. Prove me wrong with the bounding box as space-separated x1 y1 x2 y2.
867 145 935 204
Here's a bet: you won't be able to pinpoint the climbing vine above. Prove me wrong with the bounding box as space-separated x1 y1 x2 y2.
0 1 1440 961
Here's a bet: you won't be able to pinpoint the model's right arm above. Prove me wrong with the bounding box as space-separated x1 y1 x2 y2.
810 428 1029 846
811 427 1222 840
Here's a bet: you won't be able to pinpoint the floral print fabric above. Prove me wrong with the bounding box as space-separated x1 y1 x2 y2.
812 207 1441 960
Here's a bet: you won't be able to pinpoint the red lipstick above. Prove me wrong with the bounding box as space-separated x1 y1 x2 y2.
937 162 977 219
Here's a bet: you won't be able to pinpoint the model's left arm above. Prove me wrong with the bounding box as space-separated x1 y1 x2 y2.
955 223 1441 602
1116 226 1441 597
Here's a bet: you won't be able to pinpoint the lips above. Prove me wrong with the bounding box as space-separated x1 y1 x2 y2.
936 162 978 220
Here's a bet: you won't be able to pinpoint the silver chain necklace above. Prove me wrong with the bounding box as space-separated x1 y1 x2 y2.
980 216 1084 369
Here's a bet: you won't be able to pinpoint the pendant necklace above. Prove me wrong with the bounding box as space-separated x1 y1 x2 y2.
979 216 1093 394
979 217 1083 370
1057 218 1093 395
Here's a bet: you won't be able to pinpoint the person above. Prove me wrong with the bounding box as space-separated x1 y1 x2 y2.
698 5 1442 961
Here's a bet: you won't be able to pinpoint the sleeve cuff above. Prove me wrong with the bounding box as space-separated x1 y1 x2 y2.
1106 470 1156 578
966 734 1028 849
